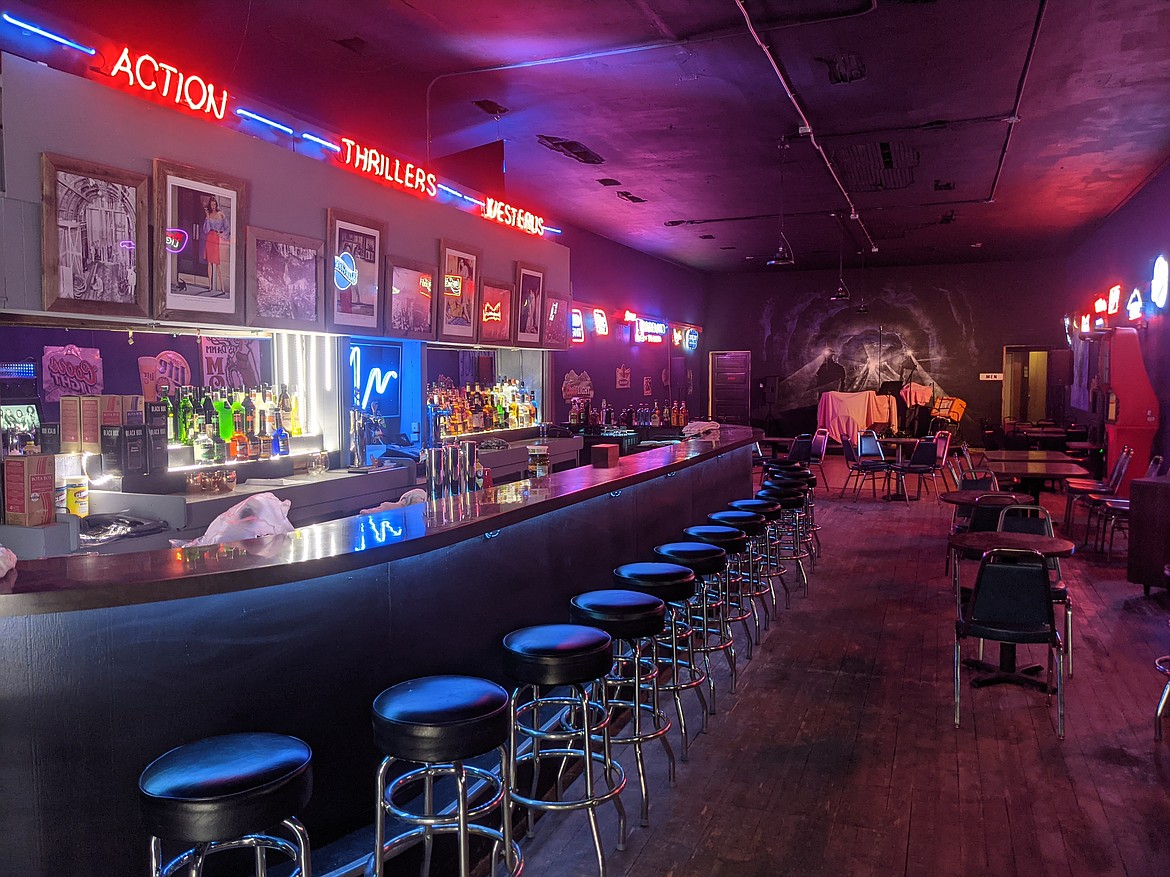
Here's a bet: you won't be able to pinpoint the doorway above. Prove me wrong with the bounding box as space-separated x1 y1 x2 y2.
708 350 750 424
1002 346 1049 424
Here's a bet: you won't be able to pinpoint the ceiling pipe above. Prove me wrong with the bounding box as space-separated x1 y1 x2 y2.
987 0 1049 203
733 0 878 255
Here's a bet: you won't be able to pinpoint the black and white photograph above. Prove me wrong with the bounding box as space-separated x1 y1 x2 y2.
245 226 325 331
328 209 385 332
515 262 545 347
40 153 149 318
153 159 247 324
385 256 437 341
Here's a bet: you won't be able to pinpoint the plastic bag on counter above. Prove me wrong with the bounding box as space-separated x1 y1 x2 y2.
176 492 294 547
681 420 721 437
361 488 428 515
0 544 16 577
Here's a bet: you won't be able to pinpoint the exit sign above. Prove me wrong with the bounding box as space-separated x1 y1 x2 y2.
979 372 1004 381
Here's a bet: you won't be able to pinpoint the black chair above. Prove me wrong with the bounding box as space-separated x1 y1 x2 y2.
954 549 1065 739
809 428 830 491
889 437 938 503
839 432 889 499
138 733 312 877
1064 445 1132 530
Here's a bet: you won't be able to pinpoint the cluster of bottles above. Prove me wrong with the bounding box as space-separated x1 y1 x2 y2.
569 398 689 429
160 382 301 465
429 376 539 437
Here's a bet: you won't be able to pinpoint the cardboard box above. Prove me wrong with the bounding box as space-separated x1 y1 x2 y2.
79 395 101 453
145 401 168 428
591 443 620 468
59 395 82 453
122 424 148 476
3 454 55 527
38 422 61 455
122 395 145 425
146 423 168 473
99 395 124 427
100 425 125 476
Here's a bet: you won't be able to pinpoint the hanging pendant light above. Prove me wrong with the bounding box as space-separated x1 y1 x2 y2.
830 225 851 300
767 147 795 267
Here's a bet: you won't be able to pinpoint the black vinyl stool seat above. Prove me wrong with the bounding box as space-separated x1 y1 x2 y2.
755 486 812 595
708 510 772 640
570 590 674 827
502 624 627 876
707 510 764 538
371 676 521 877
139 732 312 877
612 562 707 759
683 525 755 659
653 541 727 577
729 499 788 612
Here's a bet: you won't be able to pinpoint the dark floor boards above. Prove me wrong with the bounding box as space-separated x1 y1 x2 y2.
517 458 1170 876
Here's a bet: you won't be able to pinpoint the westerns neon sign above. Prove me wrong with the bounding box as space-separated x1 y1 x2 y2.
108 47 228 118
483 197 545 236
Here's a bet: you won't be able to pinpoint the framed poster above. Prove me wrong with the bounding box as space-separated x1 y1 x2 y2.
245 226 325 331
478 279 516 345
40 153 150 318
515 262 544 347
327 209 384 332
153 159 247 324
385 255 438 341
542 291 571 349
438 239 481 343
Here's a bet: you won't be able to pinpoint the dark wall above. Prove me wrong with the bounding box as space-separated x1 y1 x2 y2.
703 260 1067 438
1064 161 1170 462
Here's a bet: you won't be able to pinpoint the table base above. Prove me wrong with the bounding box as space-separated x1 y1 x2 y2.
962 658 1053 692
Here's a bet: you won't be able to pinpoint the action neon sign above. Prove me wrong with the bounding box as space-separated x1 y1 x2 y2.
109 46 228 119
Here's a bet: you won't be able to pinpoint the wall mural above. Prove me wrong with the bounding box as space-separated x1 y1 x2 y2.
753 279 981 436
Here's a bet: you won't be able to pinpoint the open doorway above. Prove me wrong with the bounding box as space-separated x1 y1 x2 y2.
1002 346 1049 424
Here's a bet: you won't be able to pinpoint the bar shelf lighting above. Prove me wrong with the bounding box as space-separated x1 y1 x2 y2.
1 12 95 54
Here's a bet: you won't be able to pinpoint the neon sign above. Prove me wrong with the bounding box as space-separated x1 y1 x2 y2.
684 328 699 351
348 342 401 414
637 318 667 336
1107 284 1121 315
482 301 503 322
338 137 438 198
1080 314 1090 332
571 308 584 342
1093 297 1107 314
443 275 463 297
483 197 545 237
109 47 228 119
624 310 638 322
164 228 188 254
1153 255 1168 309
1127 288 1144 321
334 251 358 290
593 309 609 336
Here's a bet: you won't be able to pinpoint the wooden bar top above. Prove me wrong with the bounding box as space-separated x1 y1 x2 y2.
0 426 757 617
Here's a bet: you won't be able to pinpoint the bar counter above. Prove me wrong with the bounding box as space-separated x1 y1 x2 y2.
1 425 756 876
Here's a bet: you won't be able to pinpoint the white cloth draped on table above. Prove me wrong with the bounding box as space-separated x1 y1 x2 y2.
816 391 899 444
899 381 934 407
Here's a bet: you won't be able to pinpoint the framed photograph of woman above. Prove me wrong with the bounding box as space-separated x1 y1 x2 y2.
542 292 572 349
153 159 247 324
40 153 150 318
478 280 517 345
245 226 325 331
385 255 438 341
327 209 385 333
515 262 544 347
438 239 481 343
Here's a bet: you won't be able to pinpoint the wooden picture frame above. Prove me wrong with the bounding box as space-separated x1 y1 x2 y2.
327 208 385 333
477 279 517 346
438 239 482 343
153 158 247 324
542 291 572 349
245 226 326 331
515 261 545 347
384 255 438 341
40 153 150 318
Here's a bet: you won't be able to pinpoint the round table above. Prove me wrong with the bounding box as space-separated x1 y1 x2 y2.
948 530 1075 691
939 490 1033 507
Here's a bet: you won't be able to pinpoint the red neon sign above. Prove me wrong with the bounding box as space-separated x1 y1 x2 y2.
1107 284 1121 315
1080 314 1090 332
108 47 228 119
483 197 545 237
338 137 438 198
1093 297 1107 314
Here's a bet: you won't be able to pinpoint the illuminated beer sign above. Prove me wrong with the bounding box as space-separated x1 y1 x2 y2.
593 309 609 336
338 137 438 198
109 47 228 118
684 327 699 351
163 228 189 254
483 197 545 236
571 308 585 342
1127 288 1144 321
1107 284 1121 314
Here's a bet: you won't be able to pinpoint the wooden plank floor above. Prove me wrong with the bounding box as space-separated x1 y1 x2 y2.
517 458 1170 877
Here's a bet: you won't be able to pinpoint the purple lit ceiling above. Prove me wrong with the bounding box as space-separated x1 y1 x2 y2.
14 0 1170 272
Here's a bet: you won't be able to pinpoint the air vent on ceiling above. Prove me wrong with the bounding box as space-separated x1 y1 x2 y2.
933 179 956 191
939 210 957 224
472 99 509 116
830 141 920 192
817 53 866 84
616 191 646 203
699 234 715 240
719 246 736 250
596 178 622 187
536 135 606 165
333 36 368 54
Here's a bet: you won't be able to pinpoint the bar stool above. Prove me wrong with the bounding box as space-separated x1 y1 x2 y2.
502 624 628 876
138 732 313 877
683 524 753 663
706 510 769 643
613 561 707 759
769 469 820 559
570 589 674 827
757 485 812 593
371 675 522 877
728 498 787 611
654 541 731 713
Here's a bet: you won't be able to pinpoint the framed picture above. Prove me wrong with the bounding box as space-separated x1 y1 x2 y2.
153 159 247 324
515 262 545 347
438 239 481 343
385 255 438 341
245 226 325 331
327 209 385 333
478 279 516 345
40 153 150 318
542 292 571 349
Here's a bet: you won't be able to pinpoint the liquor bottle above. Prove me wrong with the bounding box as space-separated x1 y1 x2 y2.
228 408 249 461
569 399 580 426
471 395 484 430
214 392 233 442
278 383 292 426
271 410 290 457
599 399 609 426
680 400 689 424
509 396 519 429
244 400 260 461
178 387 194 445
159 384 175 443
496 394 507 429
289 393 303 437
193 421 215 464
264 388 277 435
256 410 271 460
210 420 227 464
671 401 680 427
650 402 661 427
482 394 494 430
201 387 217 434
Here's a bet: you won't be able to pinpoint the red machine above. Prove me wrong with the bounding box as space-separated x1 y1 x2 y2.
1097 327 1159 495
